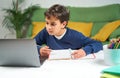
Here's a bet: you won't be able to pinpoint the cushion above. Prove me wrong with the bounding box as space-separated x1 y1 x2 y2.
109 26 120 40
32 22 93 38
32 22 45 38
91 22 108 37
68 4 120 22
31 8 47 22
26 24 33 38
31 4 120 22
92 20 120 41
67 22 93 37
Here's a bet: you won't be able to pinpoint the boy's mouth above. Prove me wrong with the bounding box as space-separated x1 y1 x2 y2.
48 31 54 34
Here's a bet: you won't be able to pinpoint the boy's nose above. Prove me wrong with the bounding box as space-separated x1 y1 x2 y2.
47 25 52 29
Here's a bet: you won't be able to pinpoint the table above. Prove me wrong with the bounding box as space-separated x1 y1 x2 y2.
0 50 110 78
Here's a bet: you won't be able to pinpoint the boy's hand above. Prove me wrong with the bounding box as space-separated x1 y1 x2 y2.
71 49 86 59
40 46 51 57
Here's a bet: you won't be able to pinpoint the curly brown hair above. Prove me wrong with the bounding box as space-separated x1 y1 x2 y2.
44 4 70 24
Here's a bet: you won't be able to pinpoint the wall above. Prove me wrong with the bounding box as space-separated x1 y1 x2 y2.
0 0 12 38
24 0 120 8
0 0 120 38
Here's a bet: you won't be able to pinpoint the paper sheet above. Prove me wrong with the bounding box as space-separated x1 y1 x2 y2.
48 49 96 60
48 49 73 60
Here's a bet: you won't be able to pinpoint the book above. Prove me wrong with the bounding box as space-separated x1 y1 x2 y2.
102 65 120 76
48 49 95 60
101 65 120 78
100 73 120 78
48 49 73 60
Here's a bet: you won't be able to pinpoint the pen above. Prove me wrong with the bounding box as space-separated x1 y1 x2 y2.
92 53 96 59
68 48 73 59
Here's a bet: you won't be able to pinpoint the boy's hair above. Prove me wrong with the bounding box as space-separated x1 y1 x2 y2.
44 4 70 23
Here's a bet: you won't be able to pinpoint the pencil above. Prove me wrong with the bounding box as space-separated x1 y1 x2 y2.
115 41 120 49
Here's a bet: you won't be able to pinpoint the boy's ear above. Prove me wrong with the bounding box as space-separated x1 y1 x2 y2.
62 21 67 27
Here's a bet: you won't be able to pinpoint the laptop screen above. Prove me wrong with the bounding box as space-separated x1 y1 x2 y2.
0 39 40 67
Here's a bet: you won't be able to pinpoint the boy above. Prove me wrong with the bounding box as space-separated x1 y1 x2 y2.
34 4 103 59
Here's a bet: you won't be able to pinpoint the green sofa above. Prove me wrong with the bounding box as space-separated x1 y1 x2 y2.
27 4 120 44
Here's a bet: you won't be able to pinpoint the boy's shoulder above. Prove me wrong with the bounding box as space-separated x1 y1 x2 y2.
38 28 49 36
67 27 82 34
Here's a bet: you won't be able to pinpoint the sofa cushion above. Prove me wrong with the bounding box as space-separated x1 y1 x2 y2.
68 4 120 22
31 4 120 22
109 26 120 40
67 22 93 37
92 20 120 41
32 22 45 38
32 22 93 38
91 22 108 37
31 8 46 22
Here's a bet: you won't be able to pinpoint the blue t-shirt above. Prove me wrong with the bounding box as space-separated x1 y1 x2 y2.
34 27 103 55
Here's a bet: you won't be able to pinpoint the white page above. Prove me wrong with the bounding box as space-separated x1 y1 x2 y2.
48 49 96 60
48 49 73 60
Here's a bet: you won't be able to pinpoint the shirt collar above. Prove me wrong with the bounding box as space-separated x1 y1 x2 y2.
54 29 67 40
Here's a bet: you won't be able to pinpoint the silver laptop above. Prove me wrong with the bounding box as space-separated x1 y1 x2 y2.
0 39 40 67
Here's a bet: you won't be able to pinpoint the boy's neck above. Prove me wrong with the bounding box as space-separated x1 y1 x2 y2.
54 28 67 39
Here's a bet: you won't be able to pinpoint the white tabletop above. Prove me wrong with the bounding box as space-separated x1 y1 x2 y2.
0 50 110 78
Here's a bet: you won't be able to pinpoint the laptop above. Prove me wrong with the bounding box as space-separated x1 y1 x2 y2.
0 39 40 67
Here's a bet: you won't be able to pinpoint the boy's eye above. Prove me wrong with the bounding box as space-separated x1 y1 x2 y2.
46 22 49 25
45 22 56 26
51 23 56 26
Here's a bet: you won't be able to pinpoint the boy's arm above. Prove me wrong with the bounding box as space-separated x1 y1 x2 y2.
79 33 103 55
34 28 47 55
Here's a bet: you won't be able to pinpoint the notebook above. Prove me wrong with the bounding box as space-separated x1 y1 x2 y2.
48 49 73 60
0 39 40 67
48 49 95 60
102 65 120 75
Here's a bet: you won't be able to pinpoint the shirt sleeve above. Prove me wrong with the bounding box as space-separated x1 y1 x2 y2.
78 33 103 55
34 28 47 55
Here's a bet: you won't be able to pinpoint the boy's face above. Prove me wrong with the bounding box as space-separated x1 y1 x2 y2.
45 16 66 36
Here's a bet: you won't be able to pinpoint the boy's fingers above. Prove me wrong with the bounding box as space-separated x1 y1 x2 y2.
44 46 49 49
71 51 77 55
71 51 78 59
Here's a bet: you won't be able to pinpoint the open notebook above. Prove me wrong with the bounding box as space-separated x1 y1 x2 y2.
48 49 95 60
